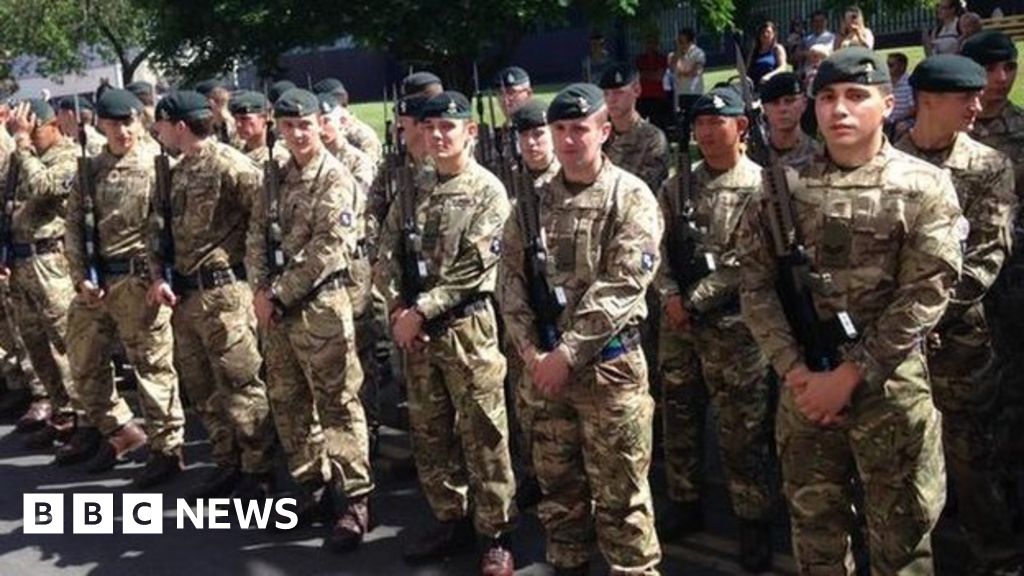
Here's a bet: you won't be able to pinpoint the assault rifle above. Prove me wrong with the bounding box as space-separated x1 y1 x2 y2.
153 139 175 287
264 112 285 276
664 113 715 294
0 152 18 269
731 31 856 371
74 96 102 287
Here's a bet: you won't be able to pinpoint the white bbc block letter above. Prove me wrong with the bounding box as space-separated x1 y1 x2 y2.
122 494 164 534
23 494 63 534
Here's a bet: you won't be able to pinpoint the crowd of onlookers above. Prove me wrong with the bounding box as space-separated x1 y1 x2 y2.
625 1 1013 132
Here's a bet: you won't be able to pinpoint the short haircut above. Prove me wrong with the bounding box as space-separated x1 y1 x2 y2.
887 52 909 67
678 27 696 42
183 116 215 138
811 9 828 20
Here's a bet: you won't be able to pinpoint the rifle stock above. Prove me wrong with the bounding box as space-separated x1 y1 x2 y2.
75 98 102 287
153 147 175 286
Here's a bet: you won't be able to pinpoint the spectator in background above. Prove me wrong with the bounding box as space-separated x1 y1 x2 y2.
887 52 915 137
835 6 875 49
800 44 830 96
924 0 966 55
669 27 706 119
959 12 984 49
583 32 611 82
748 21 788 88
636 34 671 129
802 9 836 72
786 18 807 70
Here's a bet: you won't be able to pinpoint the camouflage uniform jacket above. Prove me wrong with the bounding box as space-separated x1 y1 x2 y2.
772 131 818 170
895 131 1016 344
66 144 158 286
971 101 1024 192
499 157 664 369
11 138 78 243
656 156 761 320
737 141 963 390
156 138 260 275
327 137 377 194
246 147 358 308
374 158 509 320
83 125 107 157
604 114 669 193
345 117 383 166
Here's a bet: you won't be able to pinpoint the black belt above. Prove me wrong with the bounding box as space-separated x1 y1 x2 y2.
102 257 149 277
173 264 246 293
11 237 63 260
424 294 491 337
600 326 643 362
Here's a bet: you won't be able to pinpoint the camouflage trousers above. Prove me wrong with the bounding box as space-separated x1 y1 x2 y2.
532 346 661 574
9 252 76 416
353 284 387 438
405 301 517 538
658 325 706 504
928 324 1023 574
778 351 945 576
0 282 43 397
690 317 774 521
67 275 185 453
172 281 274 474
263 287 373 497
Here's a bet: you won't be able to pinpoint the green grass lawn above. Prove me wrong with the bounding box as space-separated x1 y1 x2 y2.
350 43 1024 139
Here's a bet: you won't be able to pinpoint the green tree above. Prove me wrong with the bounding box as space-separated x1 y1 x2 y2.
0 0 157 84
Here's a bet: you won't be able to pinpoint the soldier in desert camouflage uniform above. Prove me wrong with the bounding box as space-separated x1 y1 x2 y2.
149 90 275 499
374 91 516 576
600 63 669 193
655 86 776 572
896 54 1023 574
64 89 185 486
500 83 663 575
738 47 960 575
246 88 373 553
313 78 383 166
761 73 818 169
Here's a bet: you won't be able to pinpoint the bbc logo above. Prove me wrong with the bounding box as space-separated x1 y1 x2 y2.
24 493 164 534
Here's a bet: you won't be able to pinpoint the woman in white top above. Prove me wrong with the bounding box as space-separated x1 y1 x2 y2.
835 6 875 49
923 0 965 55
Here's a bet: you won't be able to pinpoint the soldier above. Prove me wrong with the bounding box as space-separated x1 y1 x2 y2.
125 81 157 129
511 99 559 186
3 99 79 450
317 90 384 453
374 91 516 575
962 29 1024 477
228 91 282 163
64 89 186 486
268 80 298 105
656 86 776 572
401 71 444 99
760 72 817 169
56 96 106 157
500 83 663 575
245 88 373 552
893 53 1022 575
600 62 670 193
149 91 275 499
313 78 383 166
737 47 961 575
495 66 534 120
195 79 237 146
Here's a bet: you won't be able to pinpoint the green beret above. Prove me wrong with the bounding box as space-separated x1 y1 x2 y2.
155 90 212 122
125 81 154 99
96 89 143 120
228 91 269 115
910 54 987 93
812 47 890 95
495 66 530 89
58 95 94 112
317 92 342 114
268 80 298 103
418 91 472 120
760 72 803 104
312 78 346 95
396 95 426 118
547 83 605 122
962 30 1019 66
690 86 745 120
402 72 442 96
194 79 225 96
598 63 639 89
274 88 320 118
510 99 548 132
25 98 55 123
